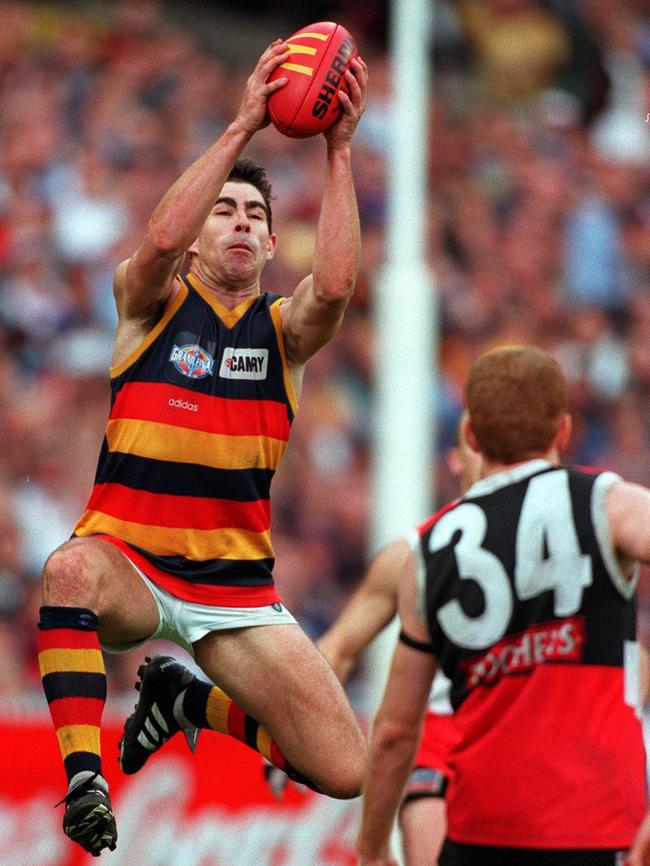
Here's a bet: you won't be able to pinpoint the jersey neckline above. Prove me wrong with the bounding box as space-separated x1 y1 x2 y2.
464 459 554 499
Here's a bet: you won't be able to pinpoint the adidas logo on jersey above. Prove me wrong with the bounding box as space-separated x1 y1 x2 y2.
168 398 199 412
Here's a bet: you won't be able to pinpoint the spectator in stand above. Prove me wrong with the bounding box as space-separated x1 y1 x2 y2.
0 0 650 724
456 0 570 104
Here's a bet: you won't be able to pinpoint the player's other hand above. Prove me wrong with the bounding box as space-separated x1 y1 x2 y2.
325 56 368 149
235 40 289 135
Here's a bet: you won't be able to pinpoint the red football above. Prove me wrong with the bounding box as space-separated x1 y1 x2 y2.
268 21 358 138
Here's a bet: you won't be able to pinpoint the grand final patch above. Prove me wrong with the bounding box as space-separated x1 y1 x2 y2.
169 344 215 379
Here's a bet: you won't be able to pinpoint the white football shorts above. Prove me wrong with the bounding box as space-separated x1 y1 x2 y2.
101 556 297 656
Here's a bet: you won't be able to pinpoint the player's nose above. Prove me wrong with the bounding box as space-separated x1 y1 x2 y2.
234 213 251 231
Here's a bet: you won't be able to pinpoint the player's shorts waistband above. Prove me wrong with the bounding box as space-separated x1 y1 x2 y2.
97 535 281 607
102 554 297 655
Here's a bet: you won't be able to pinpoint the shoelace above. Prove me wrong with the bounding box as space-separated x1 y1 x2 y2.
54 771 103 809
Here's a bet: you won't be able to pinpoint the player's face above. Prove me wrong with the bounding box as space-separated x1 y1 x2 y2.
193 181 277 286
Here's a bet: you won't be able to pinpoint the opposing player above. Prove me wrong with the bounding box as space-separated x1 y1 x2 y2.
306 421 479 866
321 541 456 866
357 346 650 866
37 41 368 856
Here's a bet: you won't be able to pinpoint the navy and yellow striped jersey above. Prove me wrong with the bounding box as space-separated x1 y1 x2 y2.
74 273 298 606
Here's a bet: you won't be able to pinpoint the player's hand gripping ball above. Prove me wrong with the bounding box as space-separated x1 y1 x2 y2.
268 21 359 138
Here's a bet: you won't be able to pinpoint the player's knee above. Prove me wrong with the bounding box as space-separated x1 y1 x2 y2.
321 765 364 799
316 743 366 799
43 541 100 605
326 775 362 800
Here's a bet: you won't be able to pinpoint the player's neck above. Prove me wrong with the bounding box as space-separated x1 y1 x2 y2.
188 266 261 310
480 448 560 480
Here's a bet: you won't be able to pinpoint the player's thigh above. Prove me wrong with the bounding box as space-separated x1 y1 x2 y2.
400 797 446 866
193 622 361 736
193 624 366 779
43 536 160 647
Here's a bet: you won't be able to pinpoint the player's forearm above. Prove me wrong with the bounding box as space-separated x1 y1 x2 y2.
145 123 252 258
318 596 396 685
311 144 360 305
317 635 358 684
357 719 420 862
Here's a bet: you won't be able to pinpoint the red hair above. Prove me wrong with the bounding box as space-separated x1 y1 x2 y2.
465 346 567 464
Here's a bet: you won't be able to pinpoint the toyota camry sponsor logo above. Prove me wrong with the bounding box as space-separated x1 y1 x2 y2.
219 348 269 380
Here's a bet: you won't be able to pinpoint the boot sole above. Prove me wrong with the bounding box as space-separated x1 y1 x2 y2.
64 798 117 856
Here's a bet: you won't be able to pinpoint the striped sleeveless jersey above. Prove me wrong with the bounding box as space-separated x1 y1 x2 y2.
74 273 297 606
413 461 646 848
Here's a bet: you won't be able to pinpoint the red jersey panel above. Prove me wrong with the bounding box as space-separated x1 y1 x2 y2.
447 664 645 847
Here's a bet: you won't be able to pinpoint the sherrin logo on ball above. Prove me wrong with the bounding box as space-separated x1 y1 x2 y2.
268 21 358 138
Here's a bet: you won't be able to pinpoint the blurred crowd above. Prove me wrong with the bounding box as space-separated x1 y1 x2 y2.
2 0 650 707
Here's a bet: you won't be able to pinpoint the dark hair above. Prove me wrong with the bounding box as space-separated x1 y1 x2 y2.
227 159 274 231
465 346 567 464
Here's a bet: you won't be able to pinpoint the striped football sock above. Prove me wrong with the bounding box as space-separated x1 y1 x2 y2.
37 606 106 783
179 680 319 791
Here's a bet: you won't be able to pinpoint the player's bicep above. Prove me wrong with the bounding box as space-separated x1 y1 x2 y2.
608 481 650 568
281 275 348 364
113 241 183 322
372 549 438 727
319 585 394 664
398 549 434 647
378 635 437 733
318 542 408 678
343 540 412 649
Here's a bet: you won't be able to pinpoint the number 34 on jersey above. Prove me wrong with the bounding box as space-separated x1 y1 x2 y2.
428 470 595 650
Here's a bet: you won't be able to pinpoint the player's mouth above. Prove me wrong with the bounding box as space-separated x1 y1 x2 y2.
227 242 254 254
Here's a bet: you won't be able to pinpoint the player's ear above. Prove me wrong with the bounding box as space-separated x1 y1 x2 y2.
555 413 572 452
266 233 277 260
447 447 462 477
462 414 480 454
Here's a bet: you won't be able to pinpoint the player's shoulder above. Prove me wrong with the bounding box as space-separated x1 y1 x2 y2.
416 498 463 539
562 463 624 492
564 462 612 478
259 289 285 306
373 537 411 569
